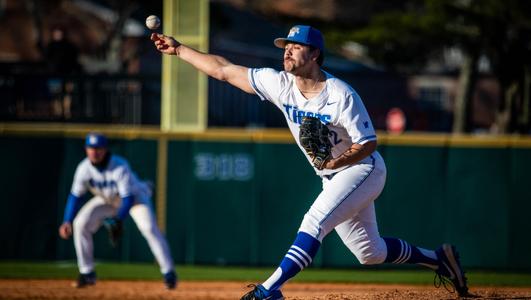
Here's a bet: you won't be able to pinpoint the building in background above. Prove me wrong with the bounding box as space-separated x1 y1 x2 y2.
0 0 521 133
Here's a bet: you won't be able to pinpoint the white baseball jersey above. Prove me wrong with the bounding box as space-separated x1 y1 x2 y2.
248 68 377 176
71 155 151 204
69 154 174 276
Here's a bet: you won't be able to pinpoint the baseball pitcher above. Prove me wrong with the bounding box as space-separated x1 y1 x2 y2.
58 133 177 289
151 25 470 299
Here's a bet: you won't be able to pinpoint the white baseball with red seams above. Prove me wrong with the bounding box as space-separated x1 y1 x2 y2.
145 15 161 30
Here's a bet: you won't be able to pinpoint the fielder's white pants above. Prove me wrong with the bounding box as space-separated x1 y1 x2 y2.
298 151 388 265
73 196 174 274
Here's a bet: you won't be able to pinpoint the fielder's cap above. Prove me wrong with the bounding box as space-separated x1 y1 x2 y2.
85 132 108 148
274 25 324 51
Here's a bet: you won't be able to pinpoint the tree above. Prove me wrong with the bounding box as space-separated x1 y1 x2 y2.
26 0 139 74
337 0 531 133
232 0 530 133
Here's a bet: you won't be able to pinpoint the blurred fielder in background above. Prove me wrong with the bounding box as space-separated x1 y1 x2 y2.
58 132 177 289
151 25 469 299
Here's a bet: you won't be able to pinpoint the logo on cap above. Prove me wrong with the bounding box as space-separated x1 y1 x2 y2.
287 27 300 38
273 25 324 51
89 136 98 145
85 132 108 148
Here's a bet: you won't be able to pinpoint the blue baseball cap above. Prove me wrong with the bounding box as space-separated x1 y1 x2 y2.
85 132 108 148
274 25 324 51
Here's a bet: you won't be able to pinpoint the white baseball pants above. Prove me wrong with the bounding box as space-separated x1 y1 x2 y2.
72 196 174 274
298 151 388 265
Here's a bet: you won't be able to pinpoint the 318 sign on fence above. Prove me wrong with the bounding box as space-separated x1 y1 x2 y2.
194 153 254 181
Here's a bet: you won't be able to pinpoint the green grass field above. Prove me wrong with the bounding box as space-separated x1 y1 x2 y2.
1 261 530 287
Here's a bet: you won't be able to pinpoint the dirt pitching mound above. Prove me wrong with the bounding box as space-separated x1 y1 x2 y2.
1 279 530 300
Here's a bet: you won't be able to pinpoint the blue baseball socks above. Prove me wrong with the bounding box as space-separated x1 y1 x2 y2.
260 232 320 294
383 237 439 269
257 234 438 297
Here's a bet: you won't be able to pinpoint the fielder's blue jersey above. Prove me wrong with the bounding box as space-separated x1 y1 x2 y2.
71 155 151 204
248 68 377 176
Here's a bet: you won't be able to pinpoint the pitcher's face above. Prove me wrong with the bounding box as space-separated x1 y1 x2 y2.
283 43 315 74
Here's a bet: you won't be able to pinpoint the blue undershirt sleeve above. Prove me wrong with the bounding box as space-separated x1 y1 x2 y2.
63 193 82 223
116 195 135 220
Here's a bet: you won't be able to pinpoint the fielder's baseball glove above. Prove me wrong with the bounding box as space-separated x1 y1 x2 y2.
299 116 332 170
103 217 123 248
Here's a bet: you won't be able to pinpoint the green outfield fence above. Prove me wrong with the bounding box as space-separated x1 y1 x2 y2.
1 123 531 271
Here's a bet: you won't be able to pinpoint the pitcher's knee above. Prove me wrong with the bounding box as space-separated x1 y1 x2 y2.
356 242 387 265
298 213 331 241
355 238 387 265
357 250 386 265
344 236 387 265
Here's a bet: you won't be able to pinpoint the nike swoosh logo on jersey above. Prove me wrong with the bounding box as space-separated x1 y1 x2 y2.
326 101 337 105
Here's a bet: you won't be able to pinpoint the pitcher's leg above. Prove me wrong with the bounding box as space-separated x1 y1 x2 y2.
382 237 438 269
335 203 438 269
261 231 320 293
334 202 387 265
299 160 384 242
129 203 174 274
73 197 114 274
255 162 384 298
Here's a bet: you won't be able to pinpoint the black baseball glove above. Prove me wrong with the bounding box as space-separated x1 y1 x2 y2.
299 116 332 170
103 217 123 248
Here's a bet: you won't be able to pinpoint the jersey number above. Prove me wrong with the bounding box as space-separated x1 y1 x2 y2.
329 130 342 145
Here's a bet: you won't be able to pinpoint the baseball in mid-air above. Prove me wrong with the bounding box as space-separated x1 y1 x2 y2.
145 15 161 30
